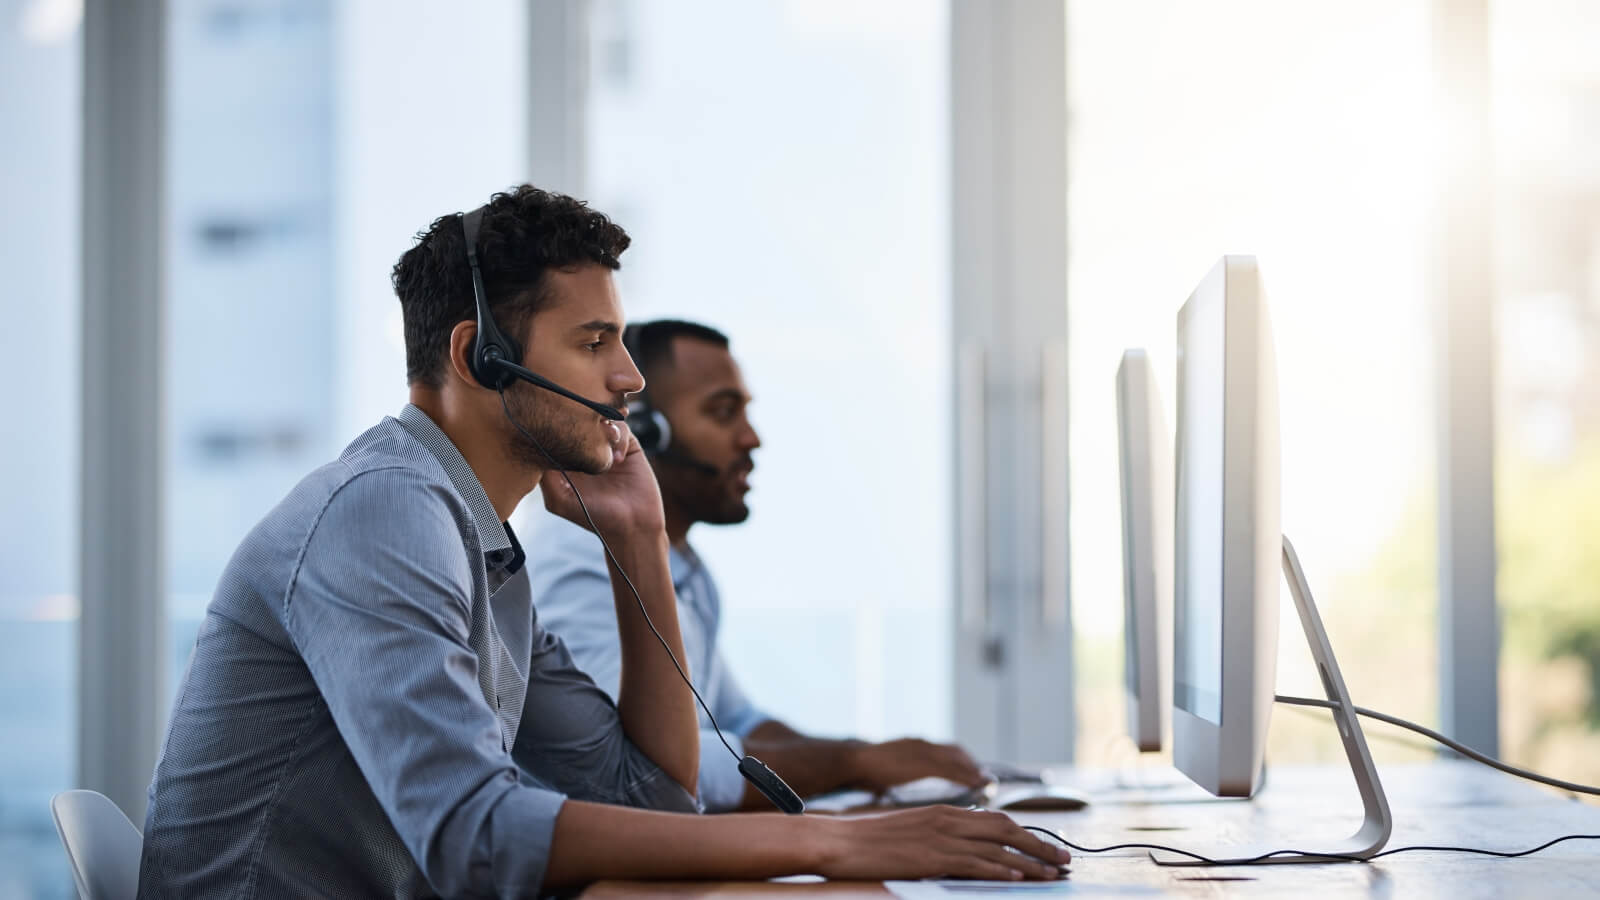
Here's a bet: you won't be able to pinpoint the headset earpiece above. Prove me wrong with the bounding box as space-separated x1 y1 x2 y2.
460 209 523 391
627 399 672 456
622 327 669 456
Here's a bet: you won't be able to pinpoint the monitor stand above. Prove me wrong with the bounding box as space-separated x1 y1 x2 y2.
1151 535 1393 865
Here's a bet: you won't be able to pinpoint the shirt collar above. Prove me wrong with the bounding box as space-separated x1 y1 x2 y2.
396 404 512 554
668 542 702 591
487 521 526 575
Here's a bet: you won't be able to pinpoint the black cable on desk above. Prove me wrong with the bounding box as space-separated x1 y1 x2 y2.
1022 825 1600 865
1015 694 1600 865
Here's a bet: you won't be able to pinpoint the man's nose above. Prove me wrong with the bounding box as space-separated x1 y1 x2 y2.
739 422 762 451
610 364 645 397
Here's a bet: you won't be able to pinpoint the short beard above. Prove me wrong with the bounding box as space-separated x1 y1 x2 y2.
658 465 752 527
500 383 607 475
701 500 751 526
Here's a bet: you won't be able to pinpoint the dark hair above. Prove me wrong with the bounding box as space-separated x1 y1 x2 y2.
391 185 631 387
624 319 732 397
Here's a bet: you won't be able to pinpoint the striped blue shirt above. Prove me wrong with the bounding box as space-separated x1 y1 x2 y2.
138 405 696 899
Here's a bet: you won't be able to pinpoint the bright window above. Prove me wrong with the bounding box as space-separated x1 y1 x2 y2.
584 0 953 740
163 0 530 691
1490 0 1600 784
1066 0 1438 766
0 2 81 895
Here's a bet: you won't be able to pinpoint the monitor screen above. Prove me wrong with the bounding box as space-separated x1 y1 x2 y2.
1175 288 1224 725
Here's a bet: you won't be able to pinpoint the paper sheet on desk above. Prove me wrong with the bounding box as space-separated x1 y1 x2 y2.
886 881 1158 898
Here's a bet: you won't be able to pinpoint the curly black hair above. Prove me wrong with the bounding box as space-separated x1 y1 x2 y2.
391 185 631 388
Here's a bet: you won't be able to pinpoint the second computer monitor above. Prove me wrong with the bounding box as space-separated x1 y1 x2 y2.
1116 349 1173 753
1172 255 1281 798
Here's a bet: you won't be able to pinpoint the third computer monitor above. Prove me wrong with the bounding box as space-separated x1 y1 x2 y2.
1116 349 1172 753
1172 255 1281 798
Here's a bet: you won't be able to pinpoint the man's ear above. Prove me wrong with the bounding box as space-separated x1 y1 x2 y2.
447 320 480 388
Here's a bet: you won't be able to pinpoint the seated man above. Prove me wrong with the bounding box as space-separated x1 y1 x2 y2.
529 319 991 813
138 187 1067 897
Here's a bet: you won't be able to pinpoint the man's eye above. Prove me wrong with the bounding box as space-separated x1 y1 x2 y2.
584 341 603 352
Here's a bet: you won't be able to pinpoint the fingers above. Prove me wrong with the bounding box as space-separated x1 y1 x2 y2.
539 471 574 508
936 855 1031 882
878 739 987 787
844 809 1067 883
904 739 985 786
964 839 1066 880
938 743 988 787
934 843 1063 882
610 420 638 466
1008 826 1072 866
949 809 1072 866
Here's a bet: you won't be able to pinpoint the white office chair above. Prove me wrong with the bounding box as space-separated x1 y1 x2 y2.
50 790 142 900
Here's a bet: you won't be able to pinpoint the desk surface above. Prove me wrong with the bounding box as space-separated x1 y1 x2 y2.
582 761 1600 898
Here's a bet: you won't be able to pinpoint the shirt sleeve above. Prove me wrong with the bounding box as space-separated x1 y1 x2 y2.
705 649 770 739
283 468 567 899
692 649 773 812
508 617 700 814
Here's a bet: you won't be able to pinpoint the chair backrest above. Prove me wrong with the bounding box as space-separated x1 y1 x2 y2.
50 790 142 900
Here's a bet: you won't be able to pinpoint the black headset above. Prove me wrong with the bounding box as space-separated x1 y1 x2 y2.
621 328 672 455
459 208 625 421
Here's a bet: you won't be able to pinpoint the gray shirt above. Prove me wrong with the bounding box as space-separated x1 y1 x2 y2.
527 515 770 812
138 405 697 899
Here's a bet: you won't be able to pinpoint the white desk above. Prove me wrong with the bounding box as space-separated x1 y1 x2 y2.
583 761 1600 898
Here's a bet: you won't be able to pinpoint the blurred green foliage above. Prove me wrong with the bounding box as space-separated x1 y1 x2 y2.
1498 443 1600 729
1076 443 1600 774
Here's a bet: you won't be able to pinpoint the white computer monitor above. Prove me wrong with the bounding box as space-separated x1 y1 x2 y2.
1171 255 1280 798
1116 349 1173 753
1156 256 1391 866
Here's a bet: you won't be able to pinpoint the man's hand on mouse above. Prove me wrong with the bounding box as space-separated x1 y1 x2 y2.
848 738 989 792
811 806 1070 882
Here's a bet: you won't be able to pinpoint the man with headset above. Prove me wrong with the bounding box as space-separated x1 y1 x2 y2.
137 186 1067 897
527 319 993 813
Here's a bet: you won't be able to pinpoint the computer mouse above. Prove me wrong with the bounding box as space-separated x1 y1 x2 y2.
991 784 1090 812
